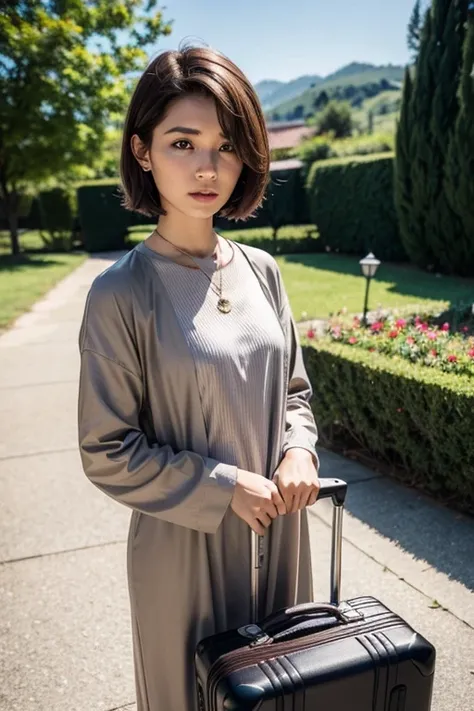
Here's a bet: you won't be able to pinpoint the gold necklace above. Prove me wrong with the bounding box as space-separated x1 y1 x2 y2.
152 228 233 314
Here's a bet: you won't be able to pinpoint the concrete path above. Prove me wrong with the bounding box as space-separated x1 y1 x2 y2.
0 252 473 711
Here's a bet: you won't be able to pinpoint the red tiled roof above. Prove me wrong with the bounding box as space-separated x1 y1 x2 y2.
267 125 316 150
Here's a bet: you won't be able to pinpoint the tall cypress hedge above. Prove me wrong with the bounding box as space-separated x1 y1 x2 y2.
395 0 473 275
307 153 406 261
443 7 474 275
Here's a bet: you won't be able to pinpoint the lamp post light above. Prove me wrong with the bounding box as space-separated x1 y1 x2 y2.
359 252 381 326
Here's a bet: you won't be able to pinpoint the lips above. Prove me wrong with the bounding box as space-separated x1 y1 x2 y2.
189 191 219 203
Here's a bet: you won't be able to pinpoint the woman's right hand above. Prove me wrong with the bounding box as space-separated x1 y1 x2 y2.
231 469 286 535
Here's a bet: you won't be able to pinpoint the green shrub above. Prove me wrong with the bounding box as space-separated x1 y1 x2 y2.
331 131 394 157
306 153 407 261
38 187 76 251
76 180 131 252
216 166 310 233
218 224 320 255
303 339 474 512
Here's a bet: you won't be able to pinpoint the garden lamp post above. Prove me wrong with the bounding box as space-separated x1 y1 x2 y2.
359 252 381 326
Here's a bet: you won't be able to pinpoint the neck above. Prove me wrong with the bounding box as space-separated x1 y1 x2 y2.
155 213 217 259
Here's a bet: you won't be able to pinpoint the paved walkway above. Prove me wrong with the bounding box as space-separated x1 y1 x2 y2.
0 252 473 711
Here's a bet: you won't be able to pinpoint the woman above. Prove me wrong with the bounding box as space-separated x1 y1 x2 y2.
78 44 320 711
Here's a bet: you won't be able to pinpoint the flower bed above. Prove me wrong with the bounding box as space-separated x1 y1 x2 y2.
313 309 474 377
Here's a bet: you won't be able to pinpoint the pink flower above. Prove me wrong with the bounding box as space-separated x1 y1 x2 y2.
441 322 450 332
388 329 399 339
307 328 315 339
332 326 342 339
348 336 357 344
371 321 384 333
396 318 407 329
415 316 422 325
406 336 415 345
416 322 429 332
462 326 469 333
429 349 438 357
447 354 457 363
467 349 474 358
427 331 437 341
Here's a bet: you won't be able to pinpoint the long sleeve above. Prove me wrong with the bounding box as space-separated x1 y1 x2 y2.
278 279 319 467
77 281 237 535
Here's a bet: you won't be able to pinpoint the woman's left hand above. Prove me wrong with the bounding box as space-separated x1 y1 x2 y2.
273 448 320 514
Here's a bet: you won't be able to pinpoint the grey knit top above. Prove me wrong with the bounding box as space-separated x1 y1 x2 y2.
135 239 286 478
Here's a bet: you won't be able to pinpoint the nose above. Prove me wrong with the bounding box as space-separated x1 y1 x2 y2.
195 149 218 181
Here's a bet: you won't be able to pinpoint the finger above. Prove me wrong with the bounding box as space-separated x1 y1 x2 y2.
298 489 312 510
251 519 266 536
272 489 287 516
307 487 319 507
290 493 300 514
265 501 279 519
257 511 272 529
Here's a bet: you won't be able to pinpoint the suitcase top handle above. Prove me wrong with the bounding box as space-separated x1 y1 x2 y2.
260 602 357 635
316 478 347 506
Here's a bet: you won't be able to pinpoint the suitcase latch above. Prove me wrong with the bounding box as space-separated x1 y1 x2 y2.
237 624 271 646
338 603 365 623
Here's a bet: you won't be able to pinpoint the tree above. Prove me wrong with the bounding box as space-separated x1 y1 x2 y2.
405 8 440 268
408 0 424 61
426 0 468 269
395 67 415 259
313 90 329 112
0 1 172 254
442 6 474 274
317 101 353 138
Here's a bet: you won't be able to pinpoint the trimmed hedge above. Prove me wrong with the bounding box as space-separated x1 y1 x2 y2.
303 339 474 512
218 225 319 255
306 153 407 262
76 180 131 252
38 187 76 250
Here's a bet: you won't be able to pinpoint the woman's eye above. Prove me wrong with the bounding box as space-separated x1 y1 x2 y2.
173 140 192 150
220 143 234 152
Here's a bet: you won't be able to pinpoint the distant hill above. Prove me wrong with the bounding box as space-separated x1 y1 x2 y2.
259 63 405 119
255 75 323 112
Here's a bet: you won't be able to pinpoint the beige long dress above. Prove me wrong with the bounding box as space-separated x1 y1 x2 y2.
77 239 318 710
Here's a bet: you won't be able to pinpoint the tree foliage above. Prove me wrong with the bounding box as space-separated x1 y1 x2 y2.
0 0 172 254
316 101 353 138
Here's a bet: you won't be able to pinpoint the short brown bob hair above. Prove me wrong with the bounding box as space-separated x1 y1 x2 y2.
120 44 270 221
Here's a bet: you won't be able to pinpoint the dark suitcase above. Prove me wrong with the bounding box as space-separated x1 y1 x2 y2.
195 478 436 710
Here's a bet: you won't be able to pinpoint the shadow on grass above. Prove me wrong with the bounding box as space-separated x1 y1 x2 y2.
283 253 474 306
0 249 87 272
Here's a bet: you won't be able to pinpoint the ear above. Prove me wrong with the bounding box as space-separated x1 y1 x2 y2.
131 134 152 172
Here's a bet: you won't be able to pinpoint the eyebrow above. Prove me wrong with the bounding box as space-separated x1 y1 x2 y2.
164 126 228 139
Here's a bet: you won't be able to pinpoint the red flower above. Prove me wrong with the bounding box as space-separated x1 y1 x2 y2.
447 354 457 363
396 318 407 328
430 349 438 357
371 321 383 332
388 329 398 339
307 328 315 339
441 322 450 332
416 322 429 332
348 336 357 344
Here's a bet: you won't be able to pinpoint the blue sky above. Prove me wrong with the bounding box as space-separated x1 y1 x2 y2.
150 0 417 84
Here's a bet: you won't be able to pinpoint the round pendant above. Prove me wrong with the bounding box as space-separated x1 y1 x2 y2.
217 298 232 314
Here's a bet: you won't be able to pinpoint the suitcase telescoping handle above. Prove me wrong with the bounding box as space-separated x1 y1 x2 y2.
251 477 347 623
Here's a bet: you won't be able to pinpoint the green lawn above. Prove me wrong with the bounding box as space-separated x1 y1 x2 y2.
277 253 474 320
0 230 87 331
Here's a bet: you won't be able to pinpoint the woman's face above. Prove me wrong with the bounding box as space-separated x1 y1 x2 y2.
134 94 244 219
